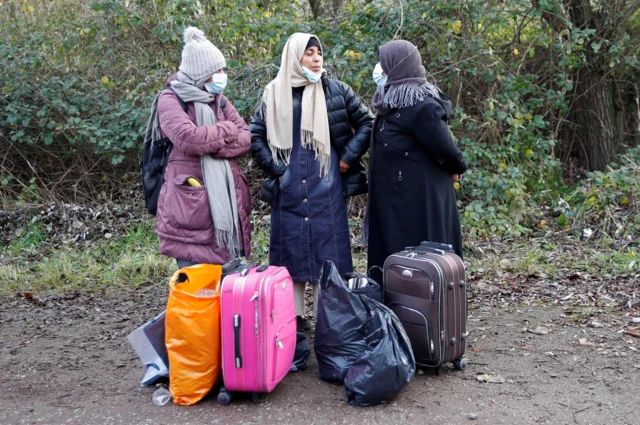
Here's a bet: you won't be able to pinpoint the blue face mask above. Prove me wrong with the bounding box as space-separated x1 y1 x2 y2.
205 73 228 94
301 65 322 84
373 63 387 87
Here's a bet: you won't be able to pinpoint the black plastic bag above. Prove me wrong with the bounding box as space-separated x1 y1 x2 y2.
344 296 416 406
290 333 311 372
315 261 370 383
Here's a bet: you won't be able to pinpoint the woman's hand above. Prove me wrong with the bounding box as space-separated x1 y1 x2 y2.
452 174 463 182
339 160 351 174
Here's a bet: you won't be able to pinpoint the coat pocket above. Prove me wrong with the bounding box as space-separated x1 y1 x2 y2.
168 174 213 231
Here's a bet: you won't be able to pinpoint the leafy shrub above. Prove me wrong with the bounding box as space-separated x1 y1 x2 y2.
552 146 640 240
0 0 638 240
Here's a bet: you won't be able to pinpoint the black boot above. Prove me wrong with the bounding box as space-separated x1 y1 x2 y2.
296 316 311 332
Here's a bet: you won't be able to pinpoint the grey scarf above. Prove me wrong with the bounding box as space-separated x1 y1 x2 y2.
170 72 241 258
371 40 446 116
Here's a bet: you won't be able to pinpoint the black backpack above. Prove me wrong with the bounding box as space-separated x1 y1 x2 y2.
140 88 225 216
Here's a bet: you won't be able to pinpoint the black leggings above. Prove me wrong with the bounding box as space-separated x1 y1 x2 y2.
175 259 199 269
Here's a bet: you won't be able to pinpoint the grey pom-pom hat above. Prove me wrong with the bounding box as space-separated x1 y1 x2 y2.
179 27 226 81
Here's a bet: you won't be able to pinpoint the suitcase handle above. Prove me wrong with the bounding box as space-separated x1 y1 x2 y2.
233 314 242 368
367 265 383 277
256 265 269 273
419 241 454 252
240 263 261 276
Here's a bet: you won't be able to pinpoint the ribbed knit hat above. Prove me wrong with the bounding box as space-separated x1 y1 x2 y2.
179 27 226 81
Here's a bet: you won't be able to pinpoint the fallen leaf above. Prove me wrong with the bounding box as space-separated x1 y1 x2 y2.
476 373 505 384
528 326 550 335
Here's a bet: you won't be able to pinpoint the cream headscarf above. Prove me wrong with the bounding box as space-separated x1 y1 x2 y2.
262 33 331 177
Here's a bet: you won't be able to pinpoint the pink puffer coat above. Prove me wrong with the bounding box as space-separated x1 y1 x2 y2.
154 82 252 264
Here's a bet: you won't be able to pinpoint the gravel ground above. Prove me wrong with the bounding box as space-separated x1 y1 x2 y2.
1 285 638 425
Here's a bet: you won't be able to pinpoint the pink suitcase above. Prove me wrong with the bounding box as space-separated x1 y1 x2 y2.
217 265 296 405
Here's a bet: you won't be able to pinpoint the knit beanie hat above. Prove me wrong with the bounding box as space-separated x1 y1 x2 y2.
179 27 226 81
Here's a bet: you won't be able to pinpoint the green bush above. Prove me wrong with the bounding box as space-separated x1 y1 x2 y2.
552 146 640 240
1 0 638 239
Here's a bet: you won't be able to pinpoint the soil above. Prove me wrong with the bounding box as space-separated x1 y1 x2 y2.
1 284 638 425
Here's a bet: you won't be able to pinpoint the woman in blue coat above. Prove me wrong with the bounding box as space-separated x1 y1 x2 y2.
250 33 373 330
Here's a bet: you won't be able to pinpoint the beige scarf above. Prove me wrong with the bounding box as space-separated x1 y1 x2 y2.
262 33 331 176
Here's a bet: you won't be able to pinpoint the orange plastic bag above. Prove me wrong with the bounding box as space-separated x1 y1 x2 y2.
165 264 222 406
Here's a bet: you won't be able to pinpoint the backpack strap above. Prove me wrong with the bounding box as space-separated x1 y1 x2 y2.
167 87 188 113
220 97 226 110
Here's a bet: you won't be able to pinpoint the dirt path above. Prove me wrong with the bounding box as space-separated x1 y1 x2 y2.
1 286 638 425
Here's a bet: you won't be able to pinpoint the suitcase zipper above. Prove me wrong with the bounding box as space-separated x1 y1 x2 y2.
270 278 280 322
385 263 437 301
384 256 446 364
250 291 259 338
392 304 435 358
260 275 274 392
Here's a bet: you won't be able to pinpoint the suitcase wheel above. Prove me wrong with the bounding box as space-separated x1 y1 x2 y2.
453 357 468 371
217 388 232 406
251 392 262 404
435 366 443 376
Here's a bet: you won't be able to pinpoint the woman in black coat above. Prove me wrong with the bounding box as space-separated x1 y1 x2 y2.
366 40 468 281
251 33 373 330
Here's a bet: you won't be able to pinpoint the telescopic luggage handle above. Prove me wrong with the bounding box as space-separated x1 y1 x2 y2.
405 246 447 256
222 258 243 274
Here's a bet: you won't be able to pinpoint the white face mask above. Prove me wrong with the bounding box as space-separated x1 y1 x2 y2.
205 73 228 94
301 65 322 84
372 63 387 87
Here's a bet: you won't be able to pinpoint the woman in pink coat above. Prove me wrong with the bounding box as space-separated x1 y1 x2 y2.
153 27 252 268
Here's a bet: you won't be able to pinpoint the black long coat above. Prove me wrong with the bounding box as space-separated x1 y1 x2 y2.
366 95 468 279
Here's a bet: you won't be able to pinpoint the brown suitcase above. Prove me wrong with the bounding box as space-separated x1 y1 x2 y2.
383 242 467 375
